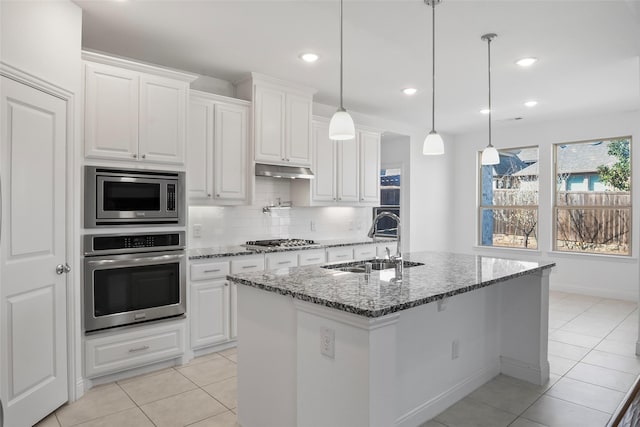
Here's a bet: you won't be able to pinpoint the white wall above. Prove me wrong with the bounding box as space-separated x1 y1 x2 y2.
189 177 373 248
451 110 640 301
1 0 82 92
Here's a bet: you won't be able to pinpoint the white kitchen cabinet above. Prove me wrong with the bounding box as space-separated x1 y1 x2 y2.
188 91 249 203
336 137 360 202
229 255 265 341
85 320 185 378
354 245 378 261
265 252 298 270
291 119 380 207
326 247 354 263
298 249 326 266
190 260 231 349
237 73 315 167
83 51 196 165
358 130 381 204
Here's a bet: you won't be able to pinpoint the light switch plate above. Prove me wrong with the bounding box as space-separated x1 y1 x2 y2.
193 224 203 238
320 326 335 358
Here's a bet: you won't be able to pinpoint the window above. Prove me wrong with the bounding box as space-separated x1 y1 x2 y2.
373 168 400 237
554 137 631 255
479 147 539 249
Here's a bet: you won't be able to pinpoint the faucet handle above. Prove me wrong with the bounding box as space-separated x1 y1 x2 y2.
385 247 391 259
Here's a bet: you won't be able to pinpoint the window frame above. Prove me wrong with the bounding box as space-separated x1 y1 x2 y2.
477 145 540 250
552 136 632 256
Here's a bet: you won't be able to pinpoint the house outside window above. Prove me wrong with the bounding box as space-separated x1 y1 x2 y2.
554 137 631 255
479 147 539 249
373 168 400 237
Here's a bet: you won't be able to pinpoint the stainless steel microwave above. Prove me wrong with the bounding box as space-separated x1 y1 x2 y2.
85 166 185 227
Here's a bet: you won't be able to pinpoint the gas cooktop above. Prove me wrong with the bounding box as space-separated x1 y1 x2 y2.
244 239 319 249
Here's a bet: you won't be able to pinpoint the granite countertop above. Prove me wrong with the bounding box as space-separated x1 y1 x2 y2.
188 237 397 260
226 251 555 318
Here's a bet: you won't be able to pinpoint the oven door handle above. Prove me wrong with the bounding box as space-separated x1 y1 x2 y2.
86 253 185 268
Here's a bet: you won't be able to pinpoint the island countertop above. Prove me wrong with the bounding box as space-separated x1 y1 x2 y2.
227 251 555 318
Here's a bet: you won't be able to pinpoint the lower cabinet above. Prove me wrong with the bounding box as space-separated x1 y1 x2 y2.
85 320 186 378
190 280 230 349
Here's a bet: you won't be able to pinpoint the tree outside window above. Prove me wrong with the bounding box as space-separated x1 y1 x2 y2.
479 147 539 249
554 137 631 255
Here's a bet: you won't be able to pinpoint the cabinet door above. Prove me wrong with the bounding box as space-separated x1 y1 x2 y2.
312 121 336 202
84 62 139 161
214 103 248 201
359 130 381 204
254 85 285 164
336 138 359 202
285 93 312 166
187 98 214 199
190 281 230 349
139 75 187 164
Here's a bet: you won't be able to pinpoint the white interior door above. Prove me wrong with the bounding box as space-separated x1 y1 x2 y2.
0 76 68 426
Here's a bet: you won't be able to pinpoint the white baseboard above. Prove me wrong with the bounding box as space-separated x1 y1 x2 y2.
500 356 550 385
551 282 637 302
395 361 500 427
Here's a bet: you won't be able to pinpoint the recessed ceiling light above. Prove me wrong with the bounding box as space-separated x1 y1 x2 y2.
402 88 417 96
480 109 491 115
300 53 319 63
516 57 538 67
524 100 538 107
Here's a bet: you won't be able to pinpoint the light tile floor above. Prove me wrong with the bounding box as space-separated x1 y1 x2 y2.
36 292 638 427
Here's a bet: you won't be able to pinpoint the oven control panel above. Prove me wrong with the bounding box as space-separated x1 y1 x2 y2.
84 231 185 256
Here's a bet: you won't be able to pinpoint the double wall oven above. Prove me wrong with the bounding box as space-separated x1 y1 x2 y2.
84 166 187 332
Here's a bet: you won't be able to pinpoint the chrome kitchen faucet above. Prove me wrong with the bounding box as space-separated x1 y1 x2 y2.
367 211 402 279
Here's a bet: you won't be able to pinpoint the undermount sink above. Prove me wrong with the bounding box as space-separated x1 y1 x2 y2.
322 259 424 274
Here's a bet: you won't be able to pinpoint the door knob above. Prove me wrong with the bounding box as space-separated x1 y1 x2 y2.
56 263 71 275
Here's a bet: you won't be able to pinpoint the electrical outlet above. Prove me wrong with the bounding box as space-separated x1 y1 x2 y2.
452 339 460 360
193 224 203 238
320 327 335 358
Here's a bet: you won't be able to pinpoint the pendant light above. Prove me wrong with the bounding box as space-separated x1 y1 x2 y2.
481 33 500 165
422 0 444 155
329 0 355 140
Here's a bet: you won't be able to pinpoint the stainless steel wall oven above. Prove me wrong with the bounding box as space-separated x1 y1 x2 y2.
83 231 186 332
85 166 185 227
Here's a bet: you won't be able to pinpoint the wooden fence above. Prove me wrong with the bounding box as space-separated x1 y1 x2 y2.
489 190 630 247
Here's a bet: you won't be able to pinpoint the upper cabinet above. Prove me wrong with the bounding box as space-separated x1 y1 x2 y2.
83 51 197 166
237 73 316 167
291 118 380 206
188 91 250 204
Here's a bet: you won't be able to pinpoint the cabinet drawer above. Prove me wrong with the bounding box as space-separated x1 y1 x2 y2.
354 245 377 261
190 261 230 281
326 247 354 262
85 321 185 378
298 249 326 266
265 252 298 270
230 256 265 274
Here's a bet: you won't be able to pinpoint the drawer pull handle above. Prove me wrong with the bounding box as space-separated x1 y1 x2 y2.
242 265 258 269
336 255 347 258
129 345 150 353
307 257 320 261
277 261 291 265
204 269 221 273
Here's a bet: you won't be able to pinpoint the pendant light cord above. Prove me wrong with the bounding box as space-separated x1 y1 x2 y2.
431 0 436 131
339 0 344 111
487 36 493 148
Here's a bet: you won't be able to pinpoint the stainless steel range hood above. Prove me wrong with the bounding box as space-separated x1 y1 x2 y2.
255 163 314 179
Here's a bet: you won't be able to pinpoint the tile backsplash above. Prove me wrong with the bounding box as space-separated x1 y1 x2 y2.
188 177 374 248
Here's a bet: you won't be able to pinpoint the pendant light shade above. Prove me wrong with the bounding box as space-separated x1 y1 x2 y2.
481 33 499 166
423 0 444 156
329 108 356 140
329 0 355 140
423 131 444 155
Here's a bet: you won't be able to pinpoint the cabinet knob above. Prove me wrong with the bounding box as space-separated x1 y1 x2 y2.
207 193 212 198
141 154 146 159
286 158 290 162
216 194 220 197
281 158 285 161
132 154 137 159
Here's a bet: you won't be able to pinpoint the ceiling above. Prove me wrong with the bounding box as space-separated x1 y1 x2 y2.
74 0 640 135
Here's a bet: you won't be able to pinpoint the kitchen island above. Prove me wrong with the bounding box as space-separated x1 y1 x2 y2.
227 251 555 427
